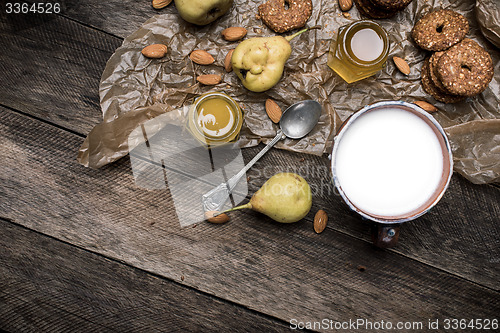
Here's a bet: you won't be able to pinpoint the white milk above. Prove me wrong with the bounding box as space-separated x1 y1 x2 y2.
334 108 444 217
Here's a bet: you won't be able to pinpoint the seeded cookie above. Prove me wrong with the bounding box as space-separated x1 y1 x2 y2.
369 0 413 12
354 0 398 19
421 58 465 103
428 51 448 93
412 9 469 51
436 39 494 97
258 0 313 33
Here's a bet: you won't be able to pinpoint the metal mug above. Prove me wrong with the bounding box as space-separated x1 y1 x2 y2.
330 101 453 248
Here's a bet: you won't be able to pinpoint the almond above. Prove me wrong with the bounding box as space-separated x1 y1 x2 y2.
339 0 353 11
197 74 222 85
205 211 230 224
222 27 247 42
141 44 168 58
413 101 438 113
265 99 282 123
189 50 215 65
224 49 234 72
393 56 410 75
152 0 172 9
313 209 328 234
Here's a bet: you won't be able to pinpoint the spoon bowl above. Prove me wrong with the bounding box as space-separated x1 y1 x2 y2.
280 100 322 139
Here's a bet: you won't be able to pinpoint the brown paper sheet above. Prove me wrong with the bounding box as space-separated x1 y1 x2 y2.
78 0 500 184
476 0 500 49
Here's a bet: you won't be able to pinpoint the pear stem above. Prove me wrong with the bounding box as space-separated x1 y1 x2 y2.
217 202 253 215
285 25 322 42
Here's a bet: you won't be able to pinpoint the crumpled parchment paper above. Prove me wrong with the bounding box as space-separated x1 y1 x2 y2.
476 0 500 49
78 0 500 184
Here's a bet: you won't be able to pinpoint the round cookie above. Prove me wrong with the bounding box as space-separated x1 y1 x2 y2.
437 39 494 97
354 0 398 19
258 0 313 33
421 58 465 104
412 9 469 51
428 51 449 93
369 0 413 12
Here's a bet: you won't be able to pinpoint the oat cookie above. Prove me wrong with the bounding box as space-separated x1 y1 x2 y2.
428 51 448 93
421 58 465 104
412 9 469 51
354 0 398 19
369 0 413 12
258 0 313 33
437 39 494 97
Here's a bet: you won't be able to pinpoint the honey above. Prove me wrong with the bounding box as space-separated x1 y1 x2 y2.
328 20 389 83
188 92 243 146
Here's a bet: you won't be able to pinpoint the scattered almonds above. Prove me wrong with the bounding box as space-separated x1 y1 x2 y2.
197 74 222 85
393 56 411 75
313 209 328 233
342 12 351 19
141 44 168 59
413 100 438 113
265 99 282 123
205 211 230 224
222 27 247 42
339 0 353 11
225 49 234 72
152 0 172 9
189 50 215 65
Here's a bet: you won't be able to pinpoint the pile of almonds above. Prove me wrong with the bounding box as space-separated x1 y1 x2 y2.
141 26 247 86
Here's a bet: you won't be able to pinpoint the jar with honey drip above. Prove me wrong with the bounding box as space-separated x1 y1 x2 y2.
328 20 390 83
188 91 244 146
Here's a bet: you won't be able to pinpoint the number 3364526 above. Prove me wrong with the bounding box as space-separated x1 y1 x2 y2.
5 3 61 14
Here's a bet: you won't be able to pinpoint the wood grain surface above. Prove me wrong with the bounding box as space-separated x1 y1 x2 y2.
1 106 499 330
0 219 291 333
1 1 499 332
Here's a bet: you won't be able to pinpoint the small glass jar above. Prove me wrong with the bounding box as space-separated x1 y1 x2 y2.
187 91 243 146
327 20 390 83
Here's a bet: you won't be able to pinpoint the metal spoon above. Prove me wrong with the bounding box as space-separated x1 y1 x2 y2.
202 100 322 212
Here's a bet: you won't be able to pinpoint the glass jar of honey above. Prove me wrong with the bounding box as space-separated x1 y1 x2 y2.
327 20 389 83
188 91 244 146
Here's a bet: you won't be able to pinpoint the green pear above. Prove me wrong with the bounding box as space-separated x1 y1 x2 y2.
231 26 320 92
223 173 312 223
174 0 233 26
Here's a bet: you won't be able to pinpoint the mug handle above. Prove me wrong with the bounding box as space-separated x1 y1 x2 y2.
371 223 401 248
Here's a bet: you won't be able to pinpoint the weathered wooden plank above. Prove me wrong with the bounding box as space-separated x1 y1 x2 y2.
0 219 291 333
2 106 499 328
0 10 121 133
64 0 169 38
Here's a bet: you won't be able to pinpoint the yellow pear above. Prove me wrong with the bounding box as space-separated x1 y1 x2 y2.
223 172 312 223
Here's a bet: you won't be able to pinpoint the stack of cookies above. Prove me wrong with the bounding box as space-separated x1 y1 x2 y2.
412 9 494 103
353 0 414 19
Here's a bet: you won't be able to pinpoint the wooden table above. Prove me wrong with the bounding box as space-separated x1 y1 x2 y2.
1 1 499 332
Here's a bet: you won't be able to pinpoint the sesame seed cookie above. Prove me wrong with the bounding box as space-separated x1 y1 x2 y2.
428 51 449 93
258 0 313 34
421 58 465 103
412 9 469 51
354 0 398 19
369 0 413 12
436 39 494 97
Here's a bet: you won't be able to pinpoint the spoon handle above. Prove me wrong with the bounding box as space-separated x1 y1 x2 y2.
202 130 284 212
227 130 284 190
